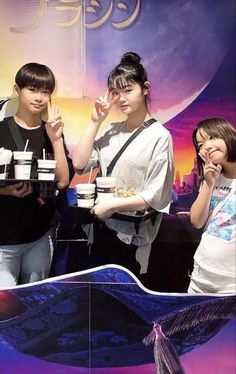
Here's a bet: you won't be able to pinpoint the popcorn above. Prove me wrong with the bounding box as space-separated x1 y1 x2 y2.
116 186 136 198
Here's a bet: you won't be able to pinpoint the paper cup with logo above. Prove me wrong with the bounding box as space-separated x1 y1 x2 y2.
37 159 57 181
76 183 95 208
0 149 12 180
13 151 33 180
96 177 116 203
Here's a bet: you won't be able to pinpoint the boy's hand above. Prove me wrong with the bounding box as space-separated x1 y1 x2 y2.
46 101 64 141
0 182 32 198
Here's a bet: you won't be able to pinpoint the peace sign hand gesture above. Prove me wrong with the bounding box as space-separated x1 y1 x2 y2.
92 90 118 125
203 151 222 187
45 101 64 142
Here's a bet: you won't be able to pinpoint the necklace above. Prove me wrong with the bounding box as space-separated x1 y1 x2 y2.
14 116 42 130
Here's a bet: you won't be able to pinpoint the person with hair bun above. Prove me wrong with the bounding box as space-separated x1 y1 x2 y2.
73 52 174 276
188 118 236 293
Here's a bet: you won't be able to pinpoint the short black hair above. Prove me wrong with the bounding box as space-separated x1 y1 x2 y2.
15 62 55 93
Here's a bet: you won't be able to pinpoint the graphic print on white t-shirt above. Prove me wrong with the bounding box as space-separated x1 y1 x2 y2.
205 182 236 241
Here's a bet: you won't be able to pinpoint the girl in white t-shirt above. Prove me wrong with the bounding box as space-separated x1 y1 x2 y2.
73 52 174 275
188 118 236 294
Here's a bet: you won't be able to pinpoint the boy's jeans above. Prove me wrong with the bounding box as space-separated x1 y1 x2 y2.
0 229 53 288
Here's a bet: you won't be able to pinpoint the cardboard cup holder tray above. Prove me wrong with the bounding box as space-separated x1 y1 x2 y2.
71 204 159 233
0 179 57 198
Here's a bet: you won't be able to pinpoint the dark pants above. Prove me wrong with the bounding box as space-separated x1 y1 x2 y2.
51 217 140 277
90 220 141 276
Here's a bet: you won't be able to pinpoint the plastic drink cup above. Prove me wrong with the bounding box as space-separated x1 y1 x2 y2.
13 151 33 180
0 149 12 180
96 177 116 203
76 183 95 208
37 159 57 180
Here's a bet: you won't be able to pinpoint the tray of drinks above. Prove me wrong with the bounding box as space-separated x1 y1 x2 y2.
70 204 159 224
113 209 159 223
0 179 58 198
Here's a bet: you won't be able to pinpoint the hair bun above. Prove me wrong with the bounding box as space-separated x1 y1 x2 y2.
120 52 141 66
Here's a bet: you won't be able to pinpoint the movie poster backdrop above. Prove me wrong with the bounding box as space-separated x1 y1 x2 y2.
0 1 235 373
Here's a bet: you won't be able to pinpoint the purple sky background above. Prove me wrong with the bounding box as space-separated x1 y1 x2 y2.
85 0 235 108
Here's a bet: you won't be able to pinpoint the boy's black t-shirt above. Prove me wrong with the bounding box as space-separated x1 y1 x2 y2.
0 117 57 245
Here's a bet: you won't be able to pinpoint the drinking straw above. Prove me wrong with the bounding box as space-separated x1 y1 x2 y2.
43 148 46 160
88 166 93 183
23 139 29 152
